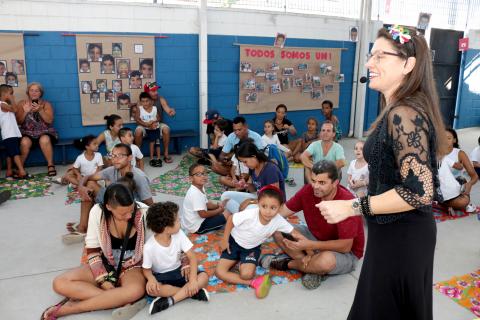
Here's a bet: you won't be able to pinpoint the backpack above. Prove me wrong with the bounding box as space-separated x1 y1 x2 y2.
265 144 289 179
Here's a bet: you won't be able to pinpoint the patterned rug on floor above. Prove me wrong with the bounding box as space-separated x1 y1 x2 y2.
0 173 54 200
432 203 476 223
150 154 224 200
434 269 480 317
189 222 302 294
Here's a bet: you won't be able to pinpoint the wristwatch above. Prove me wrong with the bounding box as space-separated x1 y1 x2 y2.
351 198 361 216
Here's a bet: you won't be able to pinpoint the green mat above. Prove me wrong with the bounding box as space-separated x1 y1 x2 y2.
0 173 54 200
150 155 224 200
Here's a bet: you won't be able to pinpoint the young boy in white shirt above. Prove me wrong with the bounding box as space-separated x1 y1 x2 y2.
143 202 209 315
0 85 30 179
119 127 144 171
182 164 231 234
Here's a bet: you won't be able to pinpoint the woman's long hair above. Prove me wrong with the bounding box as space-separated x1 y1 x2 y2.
369 27 447 155
235 141 268 163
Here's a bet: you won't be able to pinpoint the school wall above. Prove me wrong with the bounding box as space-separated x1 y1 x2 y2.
1 1 360 164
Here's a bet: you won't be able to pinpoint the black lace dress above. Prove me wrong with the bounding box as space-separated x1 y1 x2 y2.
348 105 440 320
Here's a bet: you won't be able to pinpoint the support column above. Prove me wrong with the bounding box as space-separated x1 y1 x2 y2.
199 0 209 148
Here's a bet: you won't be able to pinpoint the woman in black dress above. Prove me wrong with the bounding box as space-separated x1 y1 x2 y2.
317 25 447 320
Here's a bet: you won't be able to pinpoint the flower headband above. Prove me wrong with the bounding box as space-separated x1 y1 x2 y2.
388 25 411 44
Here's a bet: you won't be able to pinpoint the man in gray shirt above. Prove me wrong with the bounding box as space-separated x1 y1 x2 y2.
64 143 153 244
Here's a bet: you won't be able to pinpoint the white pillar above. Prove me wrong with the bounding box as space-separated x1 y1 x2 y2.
199 0 209 148
353 0 373 138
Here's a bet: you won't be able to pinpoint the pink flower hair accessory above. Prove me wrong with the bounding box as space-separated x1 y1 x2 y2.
388 25 412 44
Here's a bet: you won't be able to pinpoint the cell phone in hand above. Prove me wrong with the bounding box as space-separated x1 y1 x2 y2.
32 99 39 104
281 232 297 242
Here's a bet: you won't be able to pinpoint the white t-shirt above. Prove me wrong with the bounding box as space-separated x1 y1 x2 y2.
217 134 227 148
130 144 144 167
438 157 461 201
182 185 207 233
231 154 249 177
347 159 369 196
470 146 480 163
142 231 193 273
73 152 104 176
0 102 21 140
231 207 293 249
262 134 290 153
139 105 158 123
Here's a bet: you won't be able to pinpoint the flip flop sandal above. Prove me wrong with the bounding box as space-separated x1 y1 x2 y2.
62 231 86 245
66 222 80 232
14 173 34 180
40 297 69 320
163 155 173 163
111 297 147 320
47 165 57 177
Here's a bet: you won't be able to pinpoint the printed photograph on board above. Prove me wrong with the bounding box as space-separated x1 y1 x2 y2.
294 78 303 87
243 78 256 90
117 92 131 110
139 58 154 79
96 79 108 93
81 81 92 94
11 59 25 75
112 80 122 93
274 33 286 48
116 59 130 79
90 91 100 104
313 76 321 87
334 74 345 83
240 62 252 73
246 92 258 103
283 68 294 76
298 63 308 70
269 62 280 71
254 68 266 77
311 90 322 100
112 43 122 57
271 83 282 94
5 72 18 87
105 90 115 102
0 60 6 76
255 83 265 92
79 59 90 73
265 72 277 81
302 83 313 93
129 71 142 89
101 55 115 74
87 43 103 62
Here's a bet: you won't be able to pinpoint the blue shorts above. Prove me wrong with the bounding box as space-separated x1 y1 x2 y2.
2 137 20 158
153 267 204 288
220 236 261 265
196 214 226 234
145 129 160 142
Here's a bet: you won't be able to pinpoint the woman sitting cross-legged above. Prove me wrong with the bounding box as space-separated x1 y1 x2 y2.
41 183 147 319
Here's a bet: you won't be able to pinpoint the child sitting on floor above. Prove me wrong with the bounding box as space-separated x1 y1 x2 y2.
182 163 231 234
54 135 103 186
215 185 301 299
96 114 123 167
262 120 291 157
0 84 30 179
119 127 144 171
293 117 319 163
347 140 369 197
189 118 229 164
135 92 162 167
143 202 210 316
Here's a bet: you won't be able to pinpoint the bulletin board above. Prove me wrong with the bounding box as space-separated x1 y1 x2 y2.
0 33 28 102
238 45 343 114
76 35 155 126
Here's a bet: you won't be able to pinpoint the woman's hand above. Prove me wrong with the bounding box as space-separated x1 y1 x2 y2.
31 102 41 112
22 101 32 113
316 200 356 224
79 185 93 201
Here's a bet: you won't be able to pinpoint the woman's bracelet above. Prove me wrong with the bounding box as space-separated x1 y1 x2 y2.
359 196 374 217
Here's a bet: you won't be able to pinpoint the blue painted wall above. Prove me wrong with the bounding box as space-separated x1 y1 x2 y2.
455 49 480 129
208 35 357 137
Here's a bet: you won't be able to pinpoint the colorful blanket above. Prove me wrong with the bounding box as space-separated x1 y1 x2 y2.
434 269 480 317
150 155 224 200
432 203 476 223
191 217 302 294
0 173 53 200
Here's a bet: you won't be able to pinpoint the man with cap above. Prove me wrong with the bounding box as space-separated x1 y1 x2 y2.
133 82 176 164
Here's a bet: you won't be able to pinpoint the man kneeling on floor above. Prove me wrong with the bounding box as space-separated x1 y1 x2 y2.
260 160 365 289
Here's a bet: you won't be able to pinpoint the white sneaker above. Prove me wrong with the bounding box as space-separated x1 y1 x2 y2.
466 203 476 213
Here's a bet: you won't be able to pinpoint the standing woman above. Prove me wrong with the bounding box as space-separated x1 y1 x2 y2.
16 82 59 176
41 183 147 319
318 25 447 320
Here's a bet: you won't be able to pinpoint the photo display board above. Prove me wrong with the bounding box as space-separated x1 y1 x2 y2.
0 33 28 102
76 35 155 126
238 45 343 114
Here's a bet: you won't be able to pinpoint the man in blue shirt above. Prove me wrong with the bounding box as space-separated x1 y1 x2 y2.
212 116 265 176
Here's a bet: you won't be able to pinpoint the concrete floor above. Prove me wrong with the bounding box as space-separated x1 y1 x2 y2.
1 128 479 320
